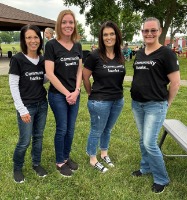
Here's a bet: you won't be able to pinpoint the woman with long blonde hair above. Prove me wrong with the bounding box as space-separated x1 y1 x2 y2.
45 10 82 177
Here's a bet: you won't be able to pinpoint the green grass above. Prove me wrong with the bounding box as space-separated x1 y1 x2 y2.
0 43 91 54
0 75 187 199
1 43 20 54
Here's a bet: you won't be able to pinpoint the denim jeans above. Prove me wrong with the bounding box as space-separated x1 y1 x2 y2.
87 98 124 156
13 100 48 171
48 92 80 164
132 100 170 185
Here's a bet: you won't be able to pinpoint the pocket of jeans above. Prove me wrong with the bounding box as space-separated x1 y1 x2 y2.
88 100 94 112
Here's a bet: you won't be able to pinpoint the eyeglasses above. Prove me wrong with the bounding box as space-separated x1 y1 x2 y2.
25 36 40 41
141 29 158 34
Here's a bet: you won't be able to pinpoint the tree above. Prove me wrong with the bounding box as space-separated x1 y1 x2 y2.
85 0 121 40
63 0 187 44
119 8 142 42
0 32 12 44
77 21 86 41
0 31 20 43
126 0 187 44
12 32 20 42
63 0 141 41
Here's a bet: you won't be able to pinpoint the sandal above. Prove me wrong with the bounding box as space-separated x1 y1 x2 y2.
102 156 114 167
94 162 108 173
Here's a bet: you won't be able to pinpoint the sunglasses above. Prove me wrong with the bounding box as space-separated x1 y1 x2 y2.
141 29 158 34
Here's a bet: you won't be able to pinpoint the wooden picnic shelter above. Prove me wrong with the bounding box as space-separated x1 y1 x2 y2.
0 3 55 31
0 3 56 57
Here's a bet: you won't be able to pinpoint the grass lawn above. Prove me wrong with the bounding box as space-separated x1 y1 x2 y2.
0 74 187 199
0 43 92 54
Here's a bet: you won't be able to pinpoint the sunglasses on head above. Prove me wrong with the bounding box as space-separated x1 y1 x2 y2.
141 29 158 34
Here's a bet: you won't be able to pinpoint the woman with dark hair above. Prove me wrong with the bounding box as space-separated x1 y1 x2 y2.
45 10 82 177
9 24 48 183
83 21 126 172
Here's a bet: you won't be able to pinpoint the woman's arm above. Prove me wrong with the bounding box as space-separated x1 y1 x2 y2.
45 60 71 97
82 67 92 95
66 59 83 105
43 74 49 84
9 74 31 123
167 71 180 106
75 59 83 91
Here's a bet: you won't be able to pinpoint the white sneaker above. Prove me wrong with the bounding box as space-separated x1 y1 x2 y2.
94 162 108 173
102 156 114 167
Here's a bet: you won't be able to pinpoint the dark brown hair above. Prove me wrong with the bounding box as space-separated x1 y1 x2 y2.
98 21 124 64
20 24 43 55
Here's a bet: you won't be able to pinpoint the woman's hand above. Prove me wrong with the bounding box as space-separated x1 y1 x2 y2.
21 113 31 123
66 90 79 105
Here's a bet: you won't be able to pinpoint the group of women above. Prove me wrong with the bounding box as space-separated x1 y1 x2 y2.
9 9 180 194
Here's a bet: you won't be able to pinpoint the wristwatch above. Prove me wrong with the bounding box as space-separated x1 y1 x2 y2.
76 88 81 92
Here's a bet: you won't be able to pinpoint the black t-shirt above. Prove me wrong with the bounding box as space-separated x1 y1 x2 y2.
130 46 179 102
9 52 47 104
44 39 83 93
84 49 126 101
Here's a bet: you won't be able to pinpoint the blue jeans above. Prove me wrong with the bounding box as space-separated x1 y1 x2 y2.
13 100 48 171
132 100 170 185
48 92 80 164
87 98 124 156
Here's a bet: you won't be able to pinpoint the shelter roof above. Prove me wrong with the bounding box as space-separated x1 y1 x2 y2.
0 3 55 31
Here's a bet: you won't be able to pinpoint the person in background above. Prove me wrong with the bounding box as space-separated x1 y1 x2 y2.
43 27 54 52
44 27 54 41
44 10 82 177
172 46 176 53
91 44 97 51
83 21 125 173
122 43 132 61
132 46 139 56
130 17 180 193
176 44 182 56
9 24 48 183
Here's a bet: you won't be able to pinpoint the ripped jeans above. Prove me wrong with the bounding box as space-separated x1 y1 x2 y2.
86 98 124 156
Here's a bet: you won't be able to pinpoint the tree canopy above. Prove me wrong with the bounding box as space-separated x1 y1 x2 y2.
77 21 86 41
63 0 187 44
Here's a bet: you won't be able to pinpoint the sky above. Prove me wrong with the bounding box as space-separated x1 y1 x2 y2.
0 0 92 39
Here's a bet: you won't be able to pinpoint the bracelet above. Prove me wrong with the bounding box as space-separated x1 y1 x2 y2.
76 88 81 92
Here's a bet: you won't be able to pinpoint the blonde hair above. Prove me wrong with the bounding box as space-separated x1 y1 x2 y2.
143 17 161 29
55 9 78 42
45 27 54 37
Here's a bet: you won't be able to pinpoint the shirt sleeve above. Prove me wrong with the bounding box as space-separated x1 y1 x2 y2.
9 74 29 116
44 40 55 62
84 51 97 71
9 56 21 75
163 48 179 74
78 42 83 59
